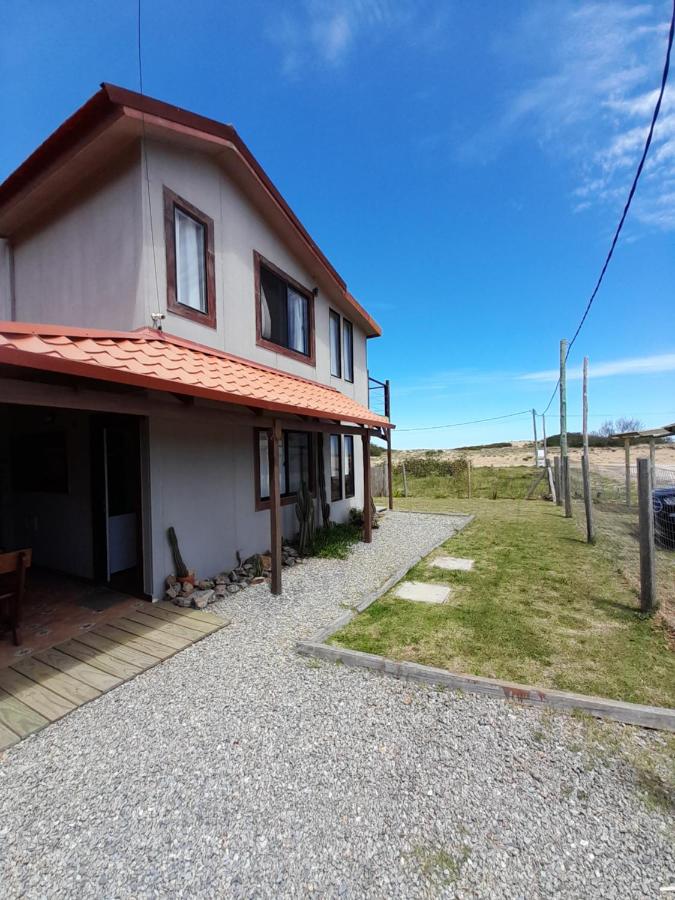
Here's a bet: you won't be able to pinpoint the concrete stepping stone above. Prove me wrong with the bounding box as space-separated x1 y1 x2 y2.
393 581 451 605
431 556 474 572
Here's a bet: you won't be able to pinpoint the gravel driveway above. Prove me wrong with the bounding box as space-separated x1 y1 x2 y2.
0 511 673 899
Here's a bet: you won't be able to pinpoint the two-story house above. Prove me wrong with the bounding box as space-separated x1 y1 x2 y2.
0 84 392 608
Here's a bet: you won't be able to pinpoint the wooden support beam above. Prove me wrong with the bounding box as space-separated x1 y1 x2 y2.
637 458 657 613
269 419 283 595
624 438 631 508
362 431 372 543
385 379 393 510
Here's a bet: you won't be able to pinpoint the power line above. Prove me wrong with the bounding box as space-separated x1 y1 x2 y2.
533 2 674 419
565 0 674 358
398 410 532 433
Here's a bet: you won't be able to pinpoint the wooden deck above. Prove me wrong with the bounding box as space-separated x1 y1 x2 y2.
0 602 228 750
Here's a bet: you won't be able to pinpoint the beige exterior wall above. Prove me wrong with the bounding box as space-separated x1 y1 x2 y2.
10 150 144 330
147 417 363 598
140 139 370 407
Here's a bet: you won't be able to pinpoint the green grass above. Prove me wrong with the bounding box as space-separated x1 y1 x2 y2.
331 496 675 708
310 522 362 559
393 465 549 501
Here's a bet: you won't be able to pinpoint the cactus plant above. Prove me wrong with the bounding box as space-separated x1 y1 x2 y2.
295 480 316 555
167 526 189 579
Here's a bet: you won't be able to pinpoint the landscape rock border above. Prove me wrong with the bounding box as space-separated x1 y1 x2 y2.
296 511 675 733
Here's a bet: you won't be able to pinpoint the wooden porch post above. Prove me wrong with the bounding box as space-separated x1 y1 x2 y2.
362 430 372 543
269 419 282 595
385 380 393 510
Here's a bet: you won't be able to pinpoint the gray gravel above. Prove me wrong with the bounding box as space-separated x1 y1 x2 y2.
0 511 673 899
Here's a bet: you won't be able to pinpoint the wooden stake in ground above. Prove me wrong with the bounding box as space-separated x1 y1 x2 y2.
559 338 572 517
637 458 658 613
624 438 632 508
581 356 595 543
401 460 408 497
532 408 539 466
554 455 562 506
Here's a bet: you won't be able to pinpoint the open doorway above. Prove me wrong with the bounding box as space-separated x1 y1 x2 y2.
0 404 148 663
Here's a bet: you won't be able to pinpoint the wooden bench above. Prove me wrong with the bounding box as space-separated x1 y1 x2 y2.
0 549 32 646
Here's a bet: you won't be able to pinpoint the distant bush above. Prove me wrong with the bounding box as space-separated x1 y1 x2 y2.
369 443 385 457
455 441 512 451
395 457 469 478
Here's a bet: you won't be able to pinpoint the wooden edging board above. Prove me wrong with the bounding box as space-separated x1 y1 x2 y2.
296 513 675 733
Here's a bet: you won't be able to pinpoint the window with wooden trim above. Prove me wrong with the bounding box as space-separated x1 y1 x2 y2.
255 252 315 364
329 309 342 377
256 429 313 506
344 435 355 498
330 434 342 501
343 319 354 383
164 187 216 327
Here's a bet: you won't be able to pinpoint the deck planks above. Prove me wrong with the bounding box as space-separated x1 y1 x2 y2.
0 602 227 750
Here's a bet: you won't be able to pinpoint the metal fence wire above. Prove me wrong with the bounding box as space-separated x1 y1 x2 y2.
568 462 675 550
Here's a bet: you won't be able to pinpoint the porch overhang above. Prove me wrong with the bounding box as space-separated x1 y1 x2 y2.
0 322 392 433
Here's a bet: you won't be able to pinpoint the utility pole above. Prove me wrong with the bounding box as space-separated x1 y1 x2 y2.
581 356 594 543
532 408 539 466
542 414 548 462
560 338 572 517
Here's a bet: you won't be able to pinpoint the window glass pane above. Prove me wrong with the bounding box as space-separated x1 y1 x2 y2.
343 320 353 382
258 431 270 500
287 432 310 494
175 208 206 312
260 267 288 347
344 435 355 498
330 311 341 377
330 434 342 501
287 288 309 355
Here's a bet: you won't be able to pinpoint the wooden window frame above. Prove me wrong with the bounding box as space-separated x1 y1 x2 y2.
254 428 315 511
254 251 316 366
342 318 354 383
329 309 342 378
330 433 343 502
344 434 355 498
164 186 216 329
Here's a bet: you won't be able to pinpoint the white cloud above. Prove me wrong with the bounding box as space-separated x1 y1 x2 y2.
470 1 675 231
520 352 675 382
267 0 444 75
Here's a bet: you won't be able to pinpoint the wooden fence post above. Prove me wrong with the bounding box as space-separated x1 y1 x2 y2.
532 408 538 466
560 338 572 518
624 438 631 508
362 431 372 543
649 436 656 486
401 460 408 497
546 460 556 503
385 381 394 510
637 458 657 613
554 456 562 506
582 357 595 543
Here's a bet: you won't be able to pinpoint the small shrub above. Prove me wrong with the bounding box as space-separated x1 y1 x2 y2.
310 522 361 559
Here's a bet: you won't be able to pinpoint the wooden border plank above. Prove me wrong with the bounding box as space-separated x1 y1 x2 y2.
0 721 20 750
113 616 192 650
155 601 225 627
140 604 219 633
93 623 175 659
0 686 49 738
57 640 143 680
32 648 121 692
79 629 162 667
124 610 207 640
0 668 75 721
11 657 100 706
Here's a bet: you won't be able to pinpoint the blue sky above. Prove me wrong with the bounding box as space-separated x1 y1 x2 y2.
2 0 674 448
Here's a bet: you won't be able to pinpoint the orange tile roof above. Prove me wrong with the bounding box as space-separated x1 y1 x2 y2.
0 323 392 430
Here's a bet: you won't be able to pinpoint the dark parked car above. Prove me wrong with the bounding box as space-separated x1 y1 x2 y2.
653 486 675 549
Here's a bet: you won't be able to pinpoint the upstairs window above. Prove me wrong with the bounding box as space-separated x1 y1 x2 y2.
255 252 315 364
256 429 312 506
330 434 342 501
164 187 216 328
343 319 354 383
329 309 341 377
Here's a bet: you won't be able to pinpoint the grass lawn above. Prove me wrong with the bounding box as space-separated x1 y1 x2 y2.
331 496 675 708
391 464 550 501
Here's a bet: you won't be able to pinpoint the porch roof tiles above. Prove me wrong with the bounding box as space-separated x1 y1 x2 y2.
0 322 392 430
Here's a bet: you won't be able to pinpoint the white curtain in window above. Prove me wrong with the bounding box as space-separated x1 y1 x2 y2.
175 209 206 312
258 432 270 499
287 288 307 354
260 283 273 340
